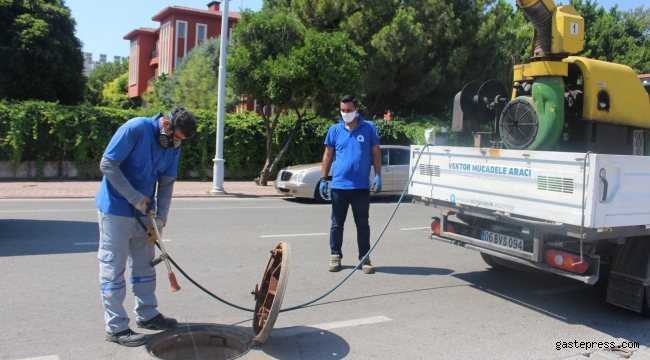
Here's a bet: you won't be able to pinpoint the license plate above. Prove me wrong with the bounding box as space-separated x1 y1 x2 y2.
480 230 524 251
276 182 285 188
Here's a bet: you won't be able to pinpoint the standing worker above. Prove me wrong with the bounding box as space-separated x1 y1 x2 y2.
320 95 382 274
95 106 197 347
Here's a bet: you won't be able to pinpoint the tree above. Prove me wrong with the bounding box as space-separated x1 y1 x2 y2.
0 0 86 104
100 73 139 109
85 58 129 106
228 9 364 185
270 0 516 118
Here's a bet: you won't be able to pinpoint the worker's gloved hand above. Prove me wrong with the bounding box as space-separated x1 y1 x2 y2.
371 174 382 194
132 194 150 214
319 179 329 199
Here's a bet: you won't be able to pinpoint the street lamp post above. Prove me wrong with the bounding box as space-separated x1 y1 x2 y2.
210 0 230 195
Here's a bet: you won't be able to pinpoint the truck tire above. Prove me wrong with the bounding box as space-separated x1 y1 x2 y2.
480 253 509 270
314 183 331 204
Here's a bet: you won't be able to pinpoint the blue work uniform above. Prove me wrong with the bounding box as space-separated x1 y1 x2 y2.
95 114 181 334
324 114 380 259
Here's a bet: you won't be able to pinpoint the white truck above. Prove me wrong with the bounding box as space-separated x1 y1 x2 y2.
408 0 650 316
408 146 650 315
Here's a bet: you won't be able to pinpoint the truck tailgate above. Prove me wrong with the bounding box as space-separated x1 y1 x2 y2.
409 146 650 228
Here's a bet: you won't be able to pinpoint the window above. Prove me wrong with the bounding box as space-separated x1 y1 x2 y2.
129 41 137 86
381 148 389 165
196 24 207 47
175 20 188 67
229 27 233 45
159 22 171 74
390 148 410 165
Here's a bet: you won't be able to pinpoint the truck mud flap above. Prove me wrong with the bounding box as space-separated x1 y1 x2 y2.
606 237 650 313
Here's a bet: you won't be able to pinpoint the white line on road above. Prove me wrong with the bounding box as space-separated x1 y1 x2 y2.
532 284 589 295
272 316 392 338
73 239 171 246
13 356 60 360
400 227 429 231
260 233 327 238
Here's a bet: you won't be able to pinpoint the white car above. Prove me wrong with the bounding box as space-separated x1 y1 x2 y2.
274 145 412 203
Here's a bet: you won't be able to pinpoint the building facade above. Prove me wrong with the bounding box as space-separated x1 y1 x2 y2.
83 53 122 77
123 1 240 100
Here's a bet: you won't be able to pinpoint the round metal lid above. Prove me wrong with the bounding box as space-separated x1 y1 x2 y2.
251 242 291 344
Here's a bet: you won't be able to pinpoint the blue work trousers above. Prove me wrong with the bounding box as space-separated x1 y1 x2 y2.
97 211 159 334
329 189 371 260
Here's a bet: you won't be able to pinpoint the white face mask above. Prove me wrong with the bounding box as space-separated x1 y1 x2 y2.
341 111 357 123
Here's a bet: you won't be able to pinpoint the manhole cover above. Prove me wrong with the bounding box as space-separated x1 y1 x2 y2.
146 324 252 360
251 242 291 344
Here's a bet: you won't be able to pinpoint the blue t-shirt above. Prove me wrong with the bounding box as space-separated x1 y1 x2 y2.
324 114 380 190
95 114 181 217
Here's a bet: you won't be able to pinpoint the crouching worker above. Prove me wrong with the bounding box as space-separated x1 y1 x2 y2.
95 106 197 346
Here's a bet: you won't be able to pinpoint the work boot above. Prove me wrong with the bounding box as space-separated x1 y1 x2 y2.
136 313 178 331
328 255 341 272
105 328 147 347
361 258 375 274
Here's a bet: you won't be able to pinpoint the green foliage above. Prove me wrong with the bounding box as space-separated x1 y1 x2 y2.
0 102 450 180
100 73 139 109
0 0 86 105
86 58 129 106
271 0 517 118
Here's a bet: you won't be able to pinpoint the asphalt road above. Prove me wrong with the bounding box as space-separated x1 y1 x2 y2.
1 197 649 360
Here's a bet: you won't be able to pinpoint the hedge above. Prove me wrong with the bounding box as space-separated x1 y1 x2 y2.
0 101 454 180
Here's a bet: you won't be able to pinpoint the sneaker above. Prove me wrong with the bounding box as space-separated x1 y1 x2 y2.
136 313 178 331
105 328 147 347
328 255 341 272
361 258 375 274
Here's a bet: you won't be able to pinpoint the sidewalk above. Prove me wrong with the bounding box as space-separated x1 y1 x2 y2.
0 180 287 199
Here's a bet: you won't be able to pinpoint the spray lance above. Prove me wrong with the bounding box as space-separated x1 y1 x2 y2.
135 206 181 292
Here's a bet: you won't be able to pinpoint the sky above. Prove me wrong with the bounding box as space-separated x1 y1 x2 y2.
66 0 646 61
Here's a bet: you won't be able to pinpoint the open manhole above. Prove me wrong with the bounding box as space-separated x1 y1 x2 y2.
146 242 291 358
146 324 252 360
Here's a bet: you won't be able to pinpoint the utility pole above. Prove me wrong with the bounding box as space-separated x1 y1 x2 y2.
211 0 230 195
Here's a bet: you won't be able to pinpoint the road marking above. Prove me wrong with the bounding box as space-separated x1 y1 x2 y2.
260 233 327 238
532 284 589 295
13 356 60 360
73 239 171 246
272 316 391 338
400 227 429 231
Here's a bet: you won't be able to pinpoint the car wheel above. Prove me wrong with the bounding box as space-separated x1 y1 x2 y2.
314 183 331 204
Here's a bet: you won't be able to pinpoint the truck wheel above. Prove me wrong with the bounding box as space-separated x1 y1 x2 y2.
480 253 509 270
314 183 331 204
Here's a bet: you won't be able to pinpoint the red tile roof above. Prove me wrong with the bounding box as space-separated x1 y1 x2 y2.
151 6 241 21
123 28 159 40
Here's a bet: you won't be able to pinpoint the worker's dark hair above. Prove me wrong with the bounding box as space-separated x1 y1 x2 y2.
340 95 358 108
165 106 197 139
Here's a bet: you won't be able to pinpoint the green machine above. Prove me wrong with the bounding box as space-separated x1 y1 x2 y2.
452 0 650 154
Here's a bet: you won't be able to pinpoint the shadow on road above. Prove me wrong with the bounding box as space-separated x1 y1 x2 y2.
0 219 99 256
452 268 650 347
260 325 351 359
374 265 454 276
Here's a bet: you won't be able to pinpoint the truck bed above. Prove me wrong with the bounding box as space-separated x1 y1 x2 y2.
409 145 650 229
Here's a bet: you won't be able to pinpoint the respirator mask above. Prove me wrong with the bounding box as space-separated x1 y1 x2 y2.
158 109 183 149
